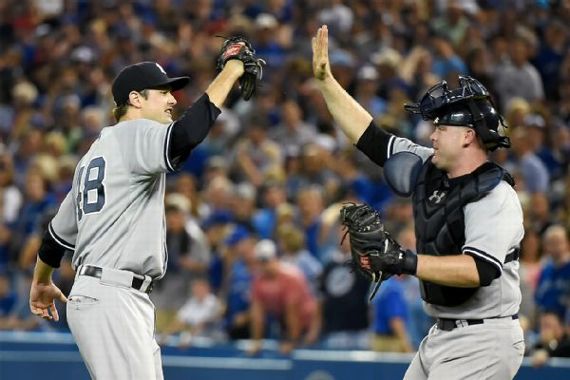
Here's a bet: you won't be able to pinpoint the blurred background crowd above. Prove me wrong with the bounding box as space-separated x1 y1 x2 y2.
0 0 569 366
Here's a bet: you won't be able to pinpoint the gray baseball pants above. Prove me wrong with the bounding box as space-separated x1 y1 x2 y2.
404 317 525 379
67 273 163 379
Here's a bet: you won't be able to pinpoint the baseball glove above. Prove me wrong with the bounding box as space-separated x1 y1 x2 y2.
216 36 266 101
340 203 418 300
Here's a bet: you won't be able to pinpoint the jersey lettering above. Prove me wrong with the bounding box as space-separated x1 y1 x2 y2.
77 157 106 220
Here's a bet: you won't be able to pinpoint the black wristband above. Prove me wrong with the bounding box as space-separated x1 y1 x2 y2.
38 229 67 268
402 249 418 275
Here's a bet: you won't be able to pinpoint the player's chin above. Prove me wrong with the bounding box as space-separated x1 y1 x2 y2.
162 110 173 123
431 155 445 170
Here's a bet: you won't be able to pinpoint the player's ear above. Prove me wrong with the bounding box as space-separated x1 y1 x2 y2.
128 91 143 108
463 128 476 147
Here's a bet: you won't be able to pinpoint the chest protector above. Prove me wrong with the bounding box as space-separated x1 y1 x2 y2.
412 159 514 306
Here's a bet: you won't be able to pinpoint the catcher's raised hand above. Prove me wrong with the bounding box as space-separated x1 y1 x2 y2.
312 25 332 81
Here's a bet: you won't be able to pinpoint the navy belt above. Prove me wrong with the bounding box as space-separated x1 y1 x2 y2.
78 265 153 294
437 314 518 331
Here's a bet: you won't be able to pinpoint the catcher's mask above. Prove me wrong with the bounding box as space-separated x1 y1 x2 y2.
405 76 510 151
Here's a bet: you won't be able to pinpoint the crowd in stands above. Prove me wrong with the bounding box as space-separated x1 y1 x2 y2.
0 0 569 366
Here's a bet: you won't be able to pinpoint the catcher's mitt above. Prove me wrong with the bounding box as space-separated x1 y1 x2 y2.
340 203 417 300
216 36 266 101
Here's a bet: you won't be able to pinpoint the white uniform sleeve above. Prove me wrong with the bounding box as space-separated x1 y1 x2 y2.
49 191 78 250
462 182 524 273
122 119 175 174
389 136 434 162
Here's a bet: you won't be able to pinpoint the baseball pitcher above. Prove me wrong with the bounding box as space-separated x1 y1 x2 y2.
29 37 264 379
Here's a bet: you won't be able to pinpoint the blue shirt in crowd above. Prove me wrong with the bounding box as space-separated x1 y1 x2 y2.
372 277 409 335
535 259 570 320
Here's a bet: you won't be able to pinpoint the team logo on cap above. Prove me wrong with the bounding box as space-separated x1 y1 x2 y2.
155 63 167 75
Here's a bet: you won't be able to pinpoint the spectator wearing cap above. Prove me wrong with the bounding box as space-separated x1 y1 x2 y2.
201 210 234 293
328 49 356 89
230 183 258 232
524 114 569 181
354 65 387 119
508 127 550 194
8 81 40 143
248 239 318 355
371 48 410 102
221 225 256 340
201 176 235 217
203 156 230 184
252 13 287 73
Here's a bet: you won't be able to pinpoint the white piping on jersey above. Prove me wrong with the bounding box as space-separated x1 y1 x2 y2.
48 223 75 251
463 246 503 271
164 122 176 172
386 135 395 160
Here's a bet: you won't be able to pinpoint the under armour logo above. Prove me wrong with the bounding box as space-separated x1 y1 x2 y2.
155 63 167 75
428 190 447 204
456 320 469 328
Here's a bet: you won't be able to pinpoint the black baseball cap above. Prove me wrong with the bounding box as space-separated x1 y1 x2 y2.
111 61 190 106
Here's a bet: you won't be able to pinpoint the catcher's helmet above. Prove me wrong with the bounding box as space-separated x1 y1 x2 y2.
405 76 510 151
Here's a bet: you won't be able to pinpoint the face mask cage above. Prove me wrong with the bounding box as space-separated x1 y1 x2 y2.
404 76 490 120
405 76 511 151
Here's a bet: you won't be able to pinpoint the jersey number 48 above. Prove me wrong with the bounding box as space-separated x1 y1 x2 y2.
76 157 106 221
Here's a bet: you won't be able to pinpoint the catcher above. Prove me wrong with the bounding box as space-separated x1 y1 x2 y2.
29 36 263 379
315 25 524 379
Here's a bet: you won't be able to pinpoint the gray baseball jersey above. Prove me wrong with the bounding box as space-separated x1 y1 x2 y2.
49 119 176 279
387 135 524 319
